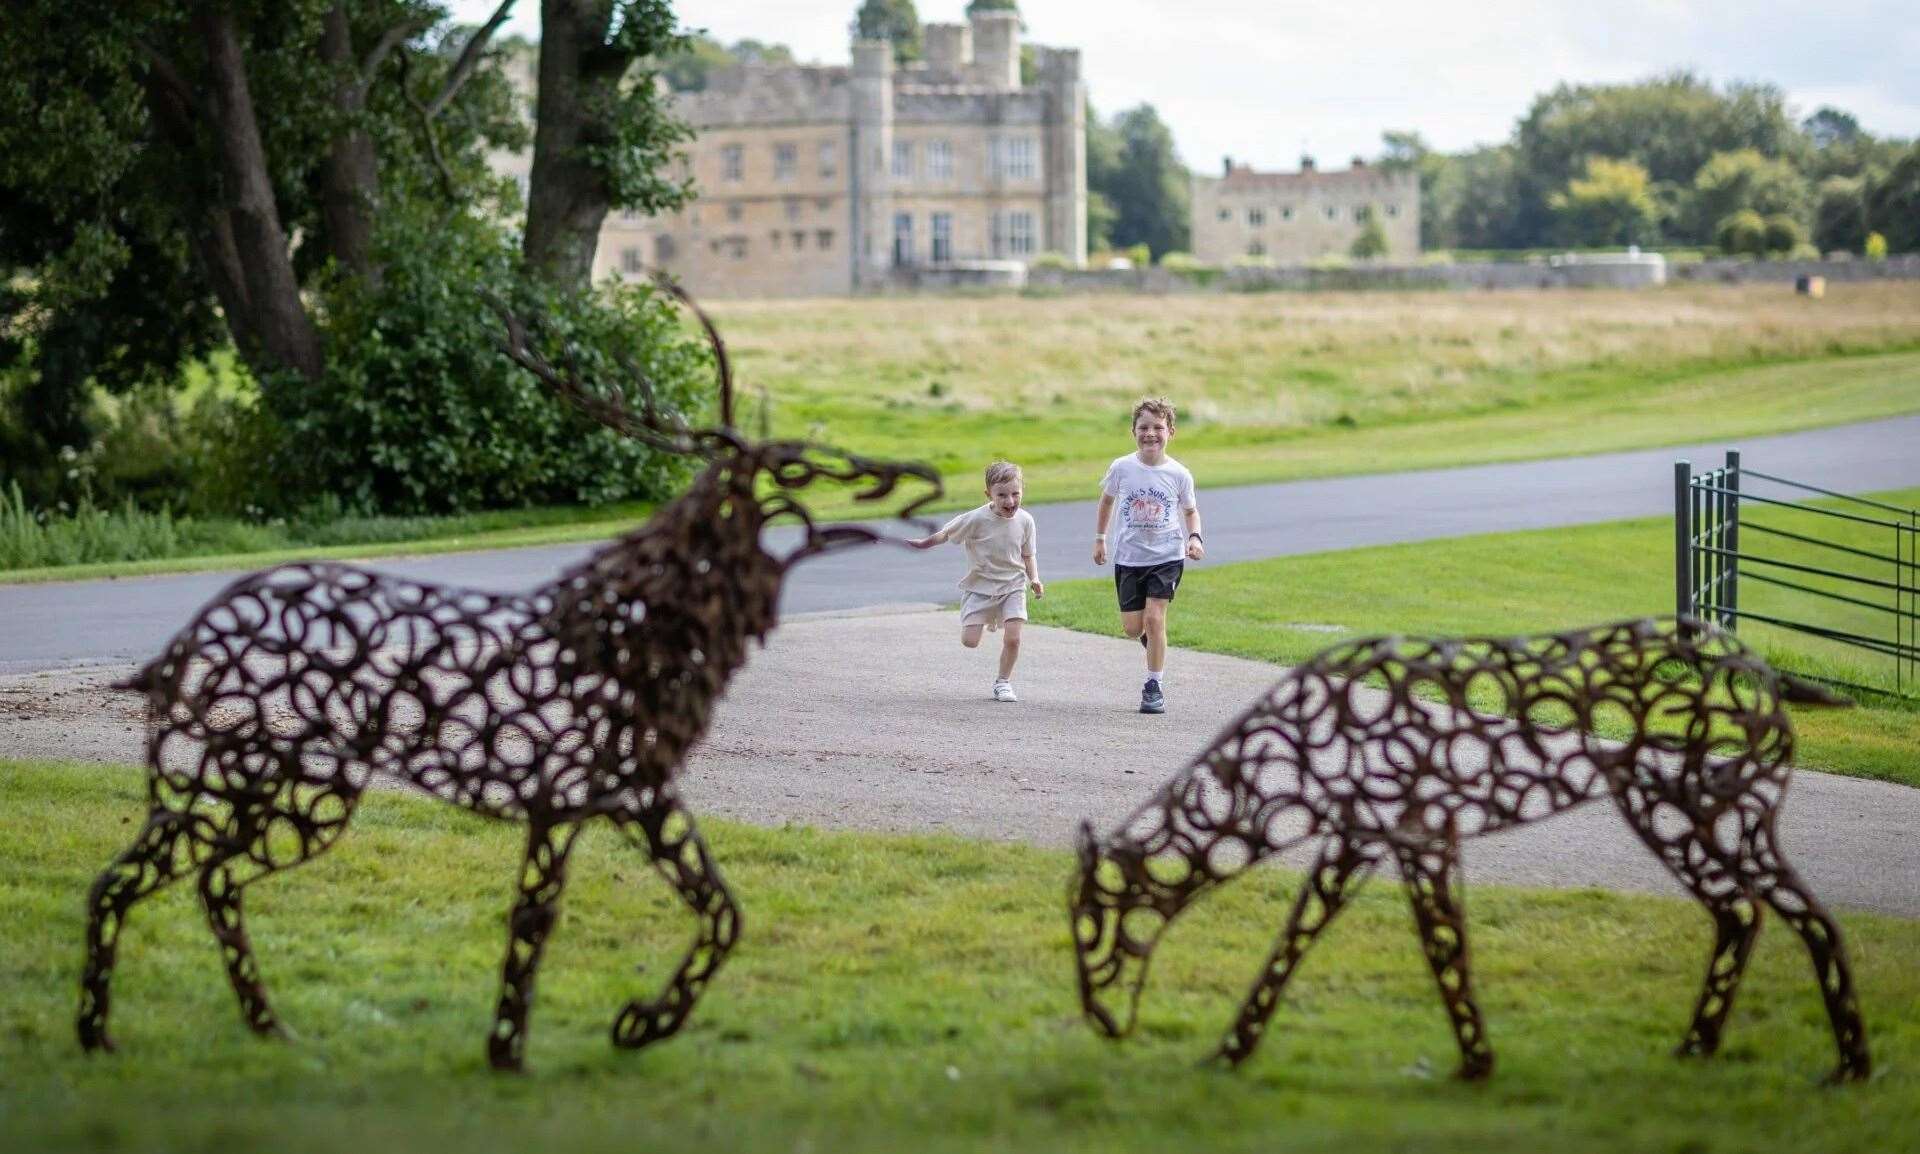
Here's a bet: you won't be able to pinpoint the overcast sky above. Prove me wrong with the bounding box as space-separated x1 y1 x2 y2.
451 1 1919 171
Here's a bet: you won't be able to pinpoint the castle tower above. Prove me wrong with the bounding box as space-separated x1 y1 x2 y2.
850 38 895 287
923 22 971 78
969 9 1020 90
1037 47 1087 264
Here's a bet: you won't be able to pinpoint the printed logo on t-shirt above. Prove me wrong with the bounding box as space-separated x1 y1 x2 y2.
1123 486 1176 532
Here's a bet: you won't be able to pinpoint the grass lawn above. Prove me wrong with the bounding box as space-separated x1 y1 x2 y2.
1033 488 1920 789
8 283 1920 582
3 761 1916 1154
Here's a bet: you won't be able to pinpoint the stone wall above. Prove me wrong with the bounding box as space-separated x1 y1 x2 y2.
1021 254 1920 294
1670 256 1920 284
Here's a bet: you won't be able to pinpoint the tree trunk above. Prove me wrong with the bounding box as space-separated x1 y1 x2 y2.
522 0 620 289
194 5 324 381
319 5 381 287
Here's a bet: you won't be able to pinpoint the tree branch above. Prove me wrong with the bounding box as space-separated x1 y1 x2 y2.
397 48 459 201
426 0 516 119
356 18 421 97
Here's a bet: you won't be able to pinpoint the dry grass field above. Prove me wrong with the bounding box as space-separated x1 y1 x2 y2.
706 282 1920 499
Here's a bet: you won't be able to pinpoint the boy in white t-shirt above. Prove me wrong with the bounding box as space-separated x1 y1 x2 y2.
1092 397 1204 714
909 460 1043 702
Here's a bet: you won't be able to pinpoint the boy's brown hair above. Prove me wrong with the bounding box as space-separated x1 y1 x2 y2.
984 460 1023 489
1131 396 1176 430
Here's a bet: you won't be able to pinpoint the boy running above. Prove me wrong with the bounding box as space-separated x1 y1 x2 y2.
1092 397 1203 714
909 461 1043 702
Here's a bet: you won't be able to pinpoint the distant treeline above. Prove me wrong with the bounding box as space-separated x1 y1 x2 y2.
1377 74 1916 258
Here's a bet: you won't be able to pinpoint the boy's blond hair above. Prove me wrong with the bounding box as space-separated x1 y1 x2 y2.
984 460 1023 489
1131 396 1176 430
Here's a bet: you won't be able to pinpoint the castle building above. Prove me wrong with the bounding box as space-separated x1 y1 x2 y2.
589 9 1087 297
1189 157 1420 265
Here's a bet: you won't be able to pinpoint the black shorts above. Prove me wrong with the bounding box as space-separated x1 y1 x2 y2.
1114 561 1184 612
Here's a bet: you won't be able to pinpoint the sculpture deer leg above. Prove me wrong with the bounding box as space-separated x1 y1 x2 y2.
1391 828 1494 1080
609 793 741 1052
198 773 365 1039
1213 836 1378 1068
488 820 579 1072
1610 784 1766 1061
1741 820 1870 1083
79 805 195 1052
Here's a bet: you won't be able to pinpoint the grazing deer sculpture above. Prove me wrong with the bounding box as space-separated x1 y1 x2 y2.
78 286 940 1071
1070 618 1870 1083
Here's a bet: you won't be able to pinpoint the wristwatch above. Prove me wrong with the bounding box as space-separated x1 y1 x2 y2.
1188 532 1204 543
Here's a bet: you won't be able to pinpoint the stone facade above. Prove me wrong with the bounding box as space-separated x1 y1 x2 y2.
588 10 1087 297
1190 158 1419 265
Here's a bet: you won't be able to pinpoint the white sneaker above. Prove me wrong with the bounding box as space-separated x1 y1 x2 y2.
993 679 1018 703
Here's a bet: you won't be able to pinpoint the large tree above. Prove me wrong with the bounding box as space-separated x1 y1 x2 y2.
852 0 920 64
522 0 692 286
1 1 705 513
1097 105 1190 258
1512 73 1802 244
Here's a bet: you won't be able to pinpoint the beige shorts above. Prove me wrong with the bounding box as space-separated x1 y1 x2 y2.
960 588 1028 630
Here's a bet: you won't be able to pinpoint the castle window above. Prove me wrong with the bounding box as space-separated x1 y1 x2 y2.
892 140 914 181
1281 205 1294 221
774 143 797 182
816 197 833 212
620 246 644 274
892 212 915 266
1007 211 1035 256
995 137 1037 181
927 140 953 180
1247 207 1265 227
1355 204 1373 224
816 229 835 250
785 198 803 222
1247 241 1265 257
931 212 953 263
728 237 747 260
792 230 806 250
818 141 838 178
726 203 743 223
1324 204 1340 220
721 145 743 183
1217 207 1231 222
770 230 782 250
1385 202 1401 217
654 235 676 263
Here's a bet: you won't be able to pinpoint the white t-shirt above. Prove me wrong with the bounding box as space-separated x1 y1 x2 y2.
940 505 1036 595
1101 453 1197 567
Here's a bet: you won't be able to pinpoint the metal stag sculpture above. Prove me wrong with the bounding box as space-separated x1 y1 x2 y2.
1070 618 1870 1082
77 288 940 1071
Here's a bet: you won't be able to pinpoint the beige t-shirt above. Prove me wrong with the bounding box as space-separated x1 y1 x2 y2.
941 505 1037 595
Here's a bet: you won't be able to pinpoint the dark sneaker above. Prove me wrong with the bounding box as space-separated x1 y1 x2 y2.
1140 679 1165 714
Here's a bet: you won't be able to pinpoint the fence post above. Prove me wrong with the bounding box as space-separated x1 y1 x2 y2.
1723 450 1740 630
1674 460 1693 625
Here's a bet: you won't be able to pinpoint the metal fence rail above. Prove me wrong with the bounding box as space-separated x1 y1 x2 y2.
1675 451 1919 700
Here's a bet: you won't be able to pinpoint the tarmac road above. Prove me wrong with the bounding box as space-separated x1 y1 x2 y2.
4 413 1919 675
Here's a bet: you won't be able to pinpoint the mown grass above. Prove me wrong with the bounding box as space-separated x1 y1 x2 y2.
1033 488 1920 788
7 284 1920 582
3 760 1916 1154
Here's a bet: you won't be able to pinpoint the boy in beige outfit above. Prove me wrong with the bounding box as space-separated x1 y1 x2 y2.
909 461 1043 701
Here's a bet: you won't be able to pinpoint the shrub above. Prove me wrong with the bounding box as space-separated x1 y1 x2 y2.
1866 232 1889 261
1714 210 1767 257
259 216 713 516
1026 251 1072 270
1156 251 1201 270
1761 214 1806 256
1350 218 1390 260
1123 243 1151 268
